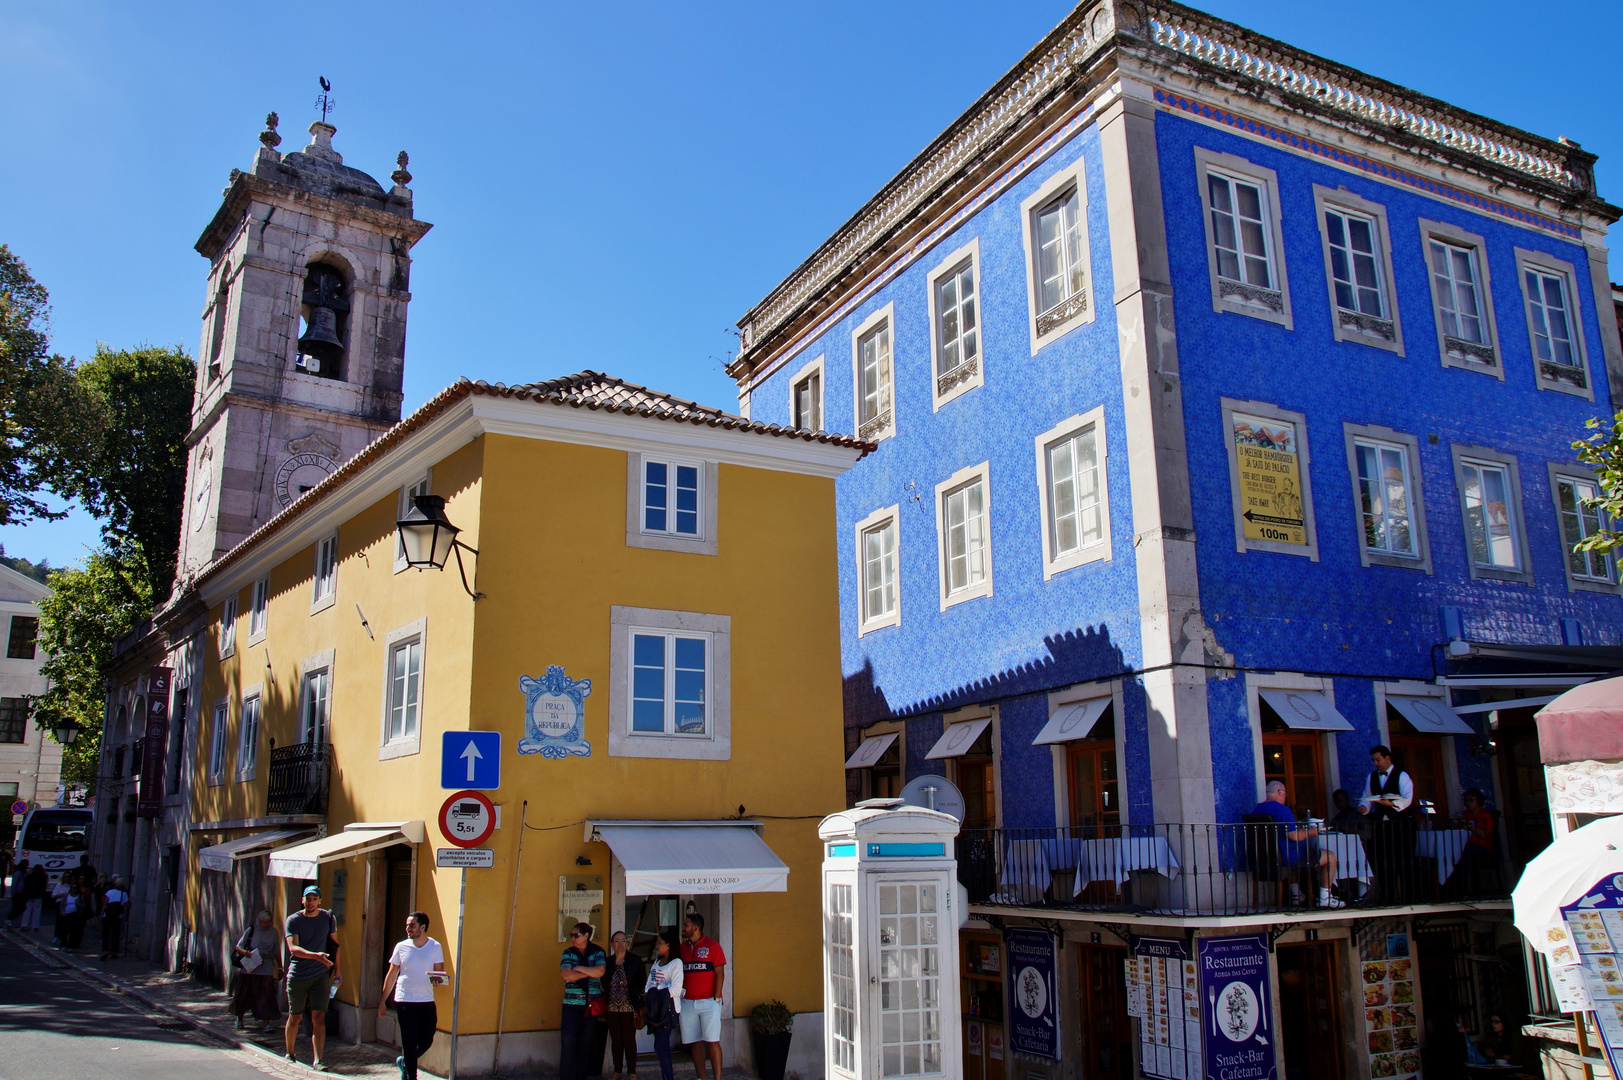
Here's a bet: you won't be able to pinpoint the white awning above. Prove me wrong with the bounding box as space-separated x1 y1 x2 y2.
268 821 426 880
845 733 899 769
1258 689 1354 732
1033 698 1111 745
592 823 788 896
924 717 993 759
1387 695 1475 735
200 828 315 873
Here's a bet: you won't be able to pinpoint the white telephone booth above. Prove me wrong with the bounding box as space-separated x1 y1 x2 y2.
820 803 963 1080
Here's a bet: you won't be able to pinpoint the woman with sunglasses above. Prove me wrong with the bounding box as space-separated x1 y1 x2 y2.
560 922 607 1080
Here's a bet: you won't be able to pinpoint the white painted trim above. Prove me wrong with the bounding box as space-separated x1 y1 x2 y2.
1546 462 1620 594
849 303 897 443
1449 443 1533 585
1310 185 1405 356
1033 407 1112 580
787 354 827 432
624 454 719 556
1418 218 1503 377
218 595 238 660
310 532 338 614
1341 423 1433 574
1221 398 1319 561
1019 157 1095 353
1243 672 1337 809
235 686 262 783
208 698 230 786
299 649 336 745
247 576 269 646
379 618 427 761
1512 247 1595 399
925 238 987 410
1192 147 1294 330
608 606 731 761
853 504 902 636
933 461 994 610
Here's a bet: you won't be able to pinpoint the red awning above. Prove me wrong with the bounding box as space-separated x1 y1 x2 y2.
1536 671 1623 764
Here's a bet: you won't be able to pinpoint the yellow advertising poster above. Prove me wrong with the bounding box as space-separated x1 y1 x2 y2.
1233 413 1306 545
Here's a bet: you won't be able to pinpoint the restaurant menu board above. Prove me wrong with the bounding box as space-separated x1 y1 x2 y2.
1125 937 1202 1080
1553 876 1623 1075
1361 956 1419 1079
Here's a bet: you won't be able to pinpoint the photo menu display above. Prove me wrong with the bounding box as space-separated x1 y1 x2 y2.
1125 937 1203 1080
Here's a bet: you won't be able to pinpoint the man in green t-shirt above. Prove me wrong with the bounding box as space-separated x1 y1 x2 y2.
559 922 606 1080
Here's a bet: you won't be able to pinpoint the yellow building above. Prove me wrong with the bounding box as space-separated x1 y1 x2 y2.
184 373 867 1076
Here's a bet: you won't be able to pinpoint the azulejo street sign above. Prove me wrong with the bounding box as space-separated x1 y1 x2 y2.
439 789 496 848
442 730 501 790
435 847 495 869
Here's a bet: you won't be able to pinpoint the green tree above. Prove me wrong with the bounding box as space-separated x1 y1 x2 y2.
31 549 153 787
68 345 196 598
0 244 97 523
1572 412 1623 556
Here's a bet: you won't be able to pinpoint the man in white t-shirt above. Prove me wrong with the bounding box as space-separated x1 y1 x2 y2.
377 911 445 1080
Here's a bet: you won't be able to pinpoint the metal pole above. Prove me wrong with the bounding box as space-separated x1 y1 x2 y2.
450 866 468 1080
493 800 529 1076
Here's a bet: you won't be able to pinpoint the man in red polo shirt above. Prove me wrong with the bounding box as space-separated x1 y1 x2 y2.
680 913 726 1080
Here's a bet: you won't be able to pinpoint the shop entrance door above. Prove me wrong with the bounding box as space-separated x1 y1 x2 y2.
1277 941 1344 1080
961 930 1004 1080
1077 943 1131 1080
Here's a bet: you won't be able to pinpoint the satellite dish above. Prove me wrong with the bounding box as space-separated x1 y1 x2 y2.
899 774 965 822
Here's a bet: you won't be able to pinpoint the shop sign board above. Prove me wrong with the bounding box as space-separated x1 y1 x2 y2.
1199 934 1275 1080
1551 873 1623 1076
1004 927 1059 1060
558 874 605 942
439 789 496 848
1233 414 1305 545
136 666 172 818
1126 937 1201 1080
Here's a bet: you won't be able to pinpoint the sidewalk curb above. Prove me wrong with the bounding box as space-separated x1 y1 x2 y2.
0 923 285 1065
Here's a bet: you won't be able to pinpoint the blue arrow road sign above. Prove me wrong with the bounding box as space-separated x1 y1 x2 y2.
442 731 501 790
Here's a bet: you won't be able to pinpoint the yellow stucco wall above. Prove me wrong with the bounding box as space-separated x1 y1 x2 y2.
189 427 846 1037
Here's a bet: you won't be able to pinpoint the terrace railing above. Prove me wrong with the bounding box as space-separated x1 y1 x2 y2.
266 742 333 817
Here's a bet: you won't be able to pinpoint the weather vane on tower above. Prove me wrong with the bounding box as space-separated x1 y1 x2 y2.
315 76 335 123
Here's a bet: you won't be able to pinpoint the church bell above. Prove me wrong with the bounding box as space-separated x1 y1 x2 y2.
298 263 349 371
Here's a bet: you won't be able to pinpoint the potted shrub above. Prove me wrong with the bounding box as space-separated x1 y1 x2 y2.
750 999 794 1080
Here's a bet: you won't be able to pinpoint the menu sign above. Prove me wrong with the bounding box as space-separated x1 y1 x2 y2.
1558 873 1623 1076
1199 934 1275 1080
1125 937 1202 1080
1361 953 1418 1078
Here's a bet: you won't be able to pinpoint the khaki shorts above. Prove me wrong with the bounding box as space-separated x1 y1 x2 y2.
287 974 331 1014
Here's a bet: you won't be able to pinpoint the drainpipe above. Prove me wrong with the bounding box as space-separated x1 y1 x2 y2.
493 800 528 1075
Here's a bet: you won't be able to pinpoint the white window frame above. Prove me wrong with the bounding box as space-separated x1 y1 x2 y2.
849 303 896 443
1513 248 1593 398
624 452 719 555
927 239 986 409
1419 219 1501 376
300 650 335 744
1342 424 1433 573
1450 444 1532 584
208 699 229 785
1548 463 1618 594
934 462 993 610
311 532 338 613
608 606 730 761
788 353 826 432
854 504 901 636
1034 408 1111 580
235 688 262 782
218 596 237 660
394 473 432 572
1312 186 1403 354
1194 148 1293 330
1020 159 1094 352
380 618 427 759
247 576 269 645
1221 398 1319 560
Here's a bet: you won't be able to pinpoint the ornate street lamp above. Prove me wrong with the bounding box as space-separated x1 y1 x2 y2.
395 495 484 599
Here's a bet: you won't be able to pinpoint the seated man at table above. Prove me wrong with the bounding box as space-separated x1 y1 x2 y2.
1252 782 1344 908
1327 788 1369 838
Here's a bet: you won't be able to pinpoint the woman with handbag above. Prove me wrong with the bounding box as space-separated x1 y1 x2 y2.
643 930 685 1080
231 910 283 1031
603 931 647 1079
560 922 607 1080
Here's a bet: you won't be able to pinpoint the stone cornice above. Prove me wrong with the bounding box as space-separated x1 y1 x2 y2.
195 171 432 263
730 0 1617 382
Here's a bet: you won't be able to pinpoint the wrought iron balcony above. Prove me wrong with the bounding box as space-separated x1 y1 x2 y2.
956 822 1511 918
266 742 333 816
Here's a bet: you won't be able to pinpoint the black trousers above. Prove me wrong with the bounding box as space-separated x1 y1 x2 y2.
101 912 123 956
396 1000 437 1080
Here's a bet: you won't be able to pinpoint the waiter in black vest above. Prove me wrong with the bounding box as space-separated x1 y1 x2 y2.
1358 744 1416 902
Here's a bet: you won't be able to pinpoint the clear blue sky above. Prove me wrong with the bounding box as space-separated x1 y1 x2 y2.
2 0 1618 568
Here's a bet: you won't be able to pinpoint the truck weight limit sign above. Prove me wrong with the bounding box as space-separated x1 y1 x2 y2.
439 789 496 848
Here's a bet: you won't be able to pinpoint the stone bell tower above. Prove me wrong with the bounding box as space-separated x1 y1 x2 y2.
178 111 433 577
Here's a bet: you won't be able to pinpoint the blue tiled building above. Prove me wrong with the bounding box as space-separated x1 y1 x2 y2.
729 4 1621 1079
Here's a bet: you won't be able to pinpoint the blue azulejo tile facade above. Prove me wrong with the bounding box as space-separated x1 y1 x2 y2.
733 12 1620 840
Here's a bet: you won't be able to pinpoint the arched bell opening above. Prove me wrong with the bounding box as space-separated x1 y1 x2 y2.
296 261 350 380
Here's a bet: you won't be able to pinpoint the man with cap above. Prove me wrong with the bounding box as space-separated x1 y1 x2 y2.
284 883 340 1071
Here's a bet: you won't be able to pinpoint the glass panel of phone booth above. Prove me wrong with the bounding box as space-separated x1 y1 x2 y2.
873 878 944 1078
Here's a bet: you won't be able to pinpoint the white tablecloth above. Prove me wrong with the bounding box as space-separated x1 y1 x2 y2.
1319 831 1371 883
1415 829 1471 884
1075 836 1181 890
